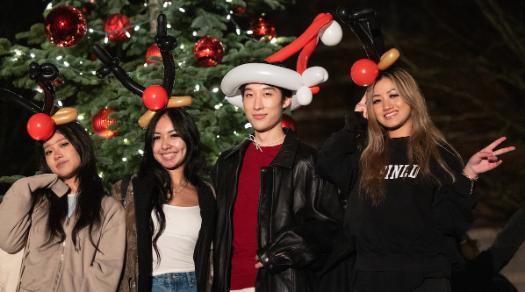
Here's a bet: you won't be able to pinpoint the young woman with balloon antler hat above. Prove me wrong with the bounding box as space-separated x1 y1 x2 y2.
98 14 216 292
0 63 126 292
317 9 516 291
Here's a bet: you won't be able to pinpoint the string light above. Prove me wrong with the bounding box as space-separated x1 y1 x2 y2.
63 61 70 67
194 84 200 91
179 8 186 13
56 55 63 61
57 100 63 106
122 157 128 162
214 102 223 109
138 149 144 155
78 113 85 121
244 122 252 129
123 138 130 144
98 172 104 178
212 87 219 93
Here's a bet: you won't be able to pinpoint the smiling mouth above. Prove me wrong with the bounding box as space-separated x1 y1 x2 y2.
384 111 398 119
160 153 177 160
252 114 267 120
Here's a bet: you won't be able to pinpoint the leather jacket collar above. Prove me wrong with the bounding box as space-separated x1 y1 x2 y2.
222 128 299 169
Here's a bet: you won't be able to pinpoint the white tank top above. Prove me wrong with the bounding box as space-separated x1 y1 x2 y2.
151 204 202 276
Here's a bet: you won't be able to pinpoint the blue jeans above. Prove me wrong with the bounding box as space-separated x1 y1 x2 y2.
152 271 197 292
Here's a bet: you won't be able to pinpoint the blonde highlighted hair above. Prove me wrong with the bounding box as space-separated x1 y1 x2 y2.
359 67 462 205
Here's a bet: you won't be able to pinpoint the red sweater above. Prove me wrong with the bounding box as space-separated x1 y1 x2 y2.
230 142 281 289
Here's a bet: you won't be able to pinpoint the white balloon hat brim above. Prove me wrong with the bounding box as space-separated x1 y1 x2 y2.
221 63 328 111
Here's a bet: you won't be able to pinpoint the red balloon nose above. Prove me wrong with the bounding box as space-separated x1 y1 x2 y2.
142 85 169 111
350 59 379 87
27 113 55 141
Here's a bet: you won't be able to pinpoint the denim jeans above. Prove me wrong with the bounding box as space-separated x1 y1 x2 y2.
152 271 197 292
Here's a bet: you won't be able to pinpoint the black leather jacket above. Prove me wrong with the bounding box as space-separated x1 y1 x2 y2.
212 131 343 292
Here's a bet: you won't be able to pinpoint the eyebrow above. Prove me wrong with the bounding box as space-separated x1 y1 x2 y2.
43 138 67 149
154 129 177 134
372 88 398 98
244 86 277 91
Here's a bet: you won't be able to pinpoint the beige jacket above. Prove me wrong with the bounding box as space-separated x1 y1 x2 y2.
0 174 126 292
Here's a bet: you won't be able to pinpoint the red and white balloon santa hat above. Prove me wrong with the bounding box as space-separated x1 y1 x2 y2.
221 13 343 110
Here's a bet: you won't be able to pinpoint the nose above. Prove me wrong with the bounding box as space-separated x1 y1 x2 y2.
53 148 63 160
253 94 263 110
160 136 171 150
382 98 393 110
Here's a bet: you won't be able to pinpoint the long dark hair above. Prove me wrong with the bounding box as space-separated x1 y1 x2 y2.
138 108 203 262
37 122 106 248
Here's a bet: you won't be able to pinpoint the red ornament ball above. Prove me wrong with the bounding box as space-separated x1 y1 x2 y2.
350 59 379 87
104 13 131 42
251 16 276 41
193 36 224 67
92 108 118 139
232 5 247 15
45 5 87 47
142 85 169 110
145 43 162 64
281 114 297 132
27 113 55 141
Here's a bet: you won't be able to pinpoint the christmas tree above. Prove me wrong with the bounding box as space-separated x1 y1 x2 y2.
0 0 295 183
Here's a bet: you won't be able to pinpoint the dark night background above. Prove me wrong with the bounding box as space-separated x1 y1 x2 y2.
1 1 524 224
0 0 525 288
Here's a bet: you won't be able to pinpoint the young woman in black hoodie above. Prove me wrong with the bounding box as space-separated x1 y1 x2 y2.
317 67 515 292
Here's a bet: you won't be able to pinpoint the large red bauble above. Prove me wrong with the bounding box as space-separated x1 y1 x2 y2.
45 5 87 47
251 16 276 41
281 114 297 132
145 43 162 64
142 85 168 110
350 59 379 87
193 36 224 67
91 108 117 139
104 13 131 42
27 113 55 141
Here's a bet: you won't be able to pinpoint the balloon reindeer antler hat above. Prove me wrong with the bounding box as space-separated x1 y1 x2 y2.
93 14 190 129
0 62 78 141
337 7 400 86
221 13 343 111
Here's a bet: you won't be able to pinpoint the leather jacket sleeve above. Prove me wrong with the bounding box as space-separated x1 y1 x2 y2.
257 158 343 273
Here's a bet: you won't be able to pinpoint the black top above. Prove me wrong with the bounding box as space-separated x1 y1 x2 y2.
347 137 476 272
317 120 479 291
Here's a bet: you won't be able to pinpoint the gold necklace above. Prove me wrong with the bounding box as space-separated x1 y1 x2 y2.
172 180 189 195
249 134 286 151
